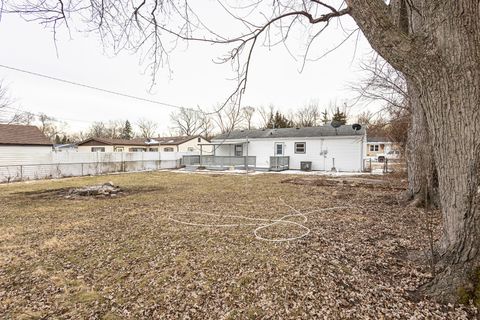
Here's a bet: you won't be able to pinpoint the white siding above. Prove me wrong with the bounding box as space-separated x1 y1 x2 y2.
160 137 213 154
77 145 157 152
77 137 214 154
213 136 365 171
0 145 53 165
77 145 115 153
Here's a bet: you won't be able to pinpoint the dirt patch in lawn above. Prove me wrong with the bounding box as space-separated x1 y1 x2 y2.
13 184 166 200
281 175 406 190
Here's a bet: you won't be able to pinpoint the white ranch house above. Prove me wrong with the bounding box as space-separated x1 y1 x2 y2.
186 125 366 172
77 136 212 153
0 124 53 157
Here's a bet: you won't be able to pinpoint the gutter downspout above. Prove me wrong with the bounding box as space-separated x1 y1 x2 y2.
245 135 249 171
361 132 366 171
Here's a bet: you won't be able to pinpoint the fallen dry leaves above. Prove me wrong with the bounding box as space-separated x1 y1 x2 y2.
0 171 477 319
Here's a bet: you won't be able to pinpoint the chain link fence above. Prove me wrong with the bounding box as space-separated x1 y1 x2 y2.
0 152 186 183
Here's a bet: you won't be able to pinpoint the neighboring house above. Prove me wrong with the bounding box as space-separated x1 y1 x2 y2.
210 125 366 171
77 137 160 152
156 136 212 153
54 144 78 152
0 124 53 154
366 137 400 160
77 136 211 153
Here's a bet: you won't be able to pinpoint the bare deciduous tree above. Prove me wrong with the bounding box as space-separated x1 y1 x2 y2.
295 102 321 127
5 0 480 303
104 120 125 139
88 121 107 138
86 120 132 139
353 55 438 206
199 113 214 139
242 106 255 130
357 109 408 149
213 103 244 134
136 118 158 138
355 110 375 125
353 55 407 109
258 105 275 129
170 108 203 136
69 131 88 143
0 82 35 125
8 111 36 125
0 81 10 112
37 113 65 142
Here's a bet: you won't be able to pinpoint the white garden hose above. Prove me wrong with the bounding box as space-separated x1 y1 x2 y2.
168 198 350 242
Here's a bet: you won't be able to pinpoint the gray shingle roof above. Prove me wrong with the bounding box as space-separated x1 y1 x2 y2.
213 125 365 140
0 124 52 146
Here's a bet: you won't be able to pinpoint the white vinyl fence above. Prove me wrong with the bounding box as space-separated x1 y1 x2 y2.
0 151 191 183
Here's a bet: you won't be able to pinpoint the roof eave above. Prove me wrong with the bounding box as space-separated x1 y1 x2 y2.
0 143 53 146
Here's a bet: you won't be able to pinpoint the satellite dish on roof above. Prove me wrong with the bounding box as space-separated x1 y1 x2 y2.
352 123 362 131
331 120 342 129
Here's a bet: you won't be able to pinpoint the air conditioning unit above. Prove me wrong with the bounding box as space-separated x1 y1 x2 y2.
300 161 312 171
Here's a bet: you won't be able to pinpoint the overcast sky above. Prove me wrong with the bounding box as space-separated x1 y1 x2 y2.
0 2 378 135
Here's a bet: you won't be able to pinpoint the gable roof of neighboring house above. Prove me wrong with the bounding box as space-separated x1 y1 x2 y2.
367 136 393 143
77 137 152 146
156 135 206 145
0 124 53 146
78 135 208 147
213 125 365 140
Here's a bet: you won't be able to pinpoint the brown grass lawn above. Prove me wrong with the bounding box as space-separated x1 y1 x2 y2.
0 171 475 319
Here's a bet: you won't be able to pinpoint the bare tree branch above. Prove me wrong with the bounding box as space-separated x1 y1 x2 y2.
2 0 351 118
170 107 206 136
136 117 158 137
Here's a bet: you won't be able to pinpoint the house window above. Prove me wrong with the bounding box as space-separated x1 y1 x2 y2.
91 147 105 152
235 144 243 156
164 147 174 152
114 147 124 152
274 143 284 156
187 147 194 152
149 148 158 152
295 142 306 154
197 137 201 143
369 144 379 152
129 148 146 152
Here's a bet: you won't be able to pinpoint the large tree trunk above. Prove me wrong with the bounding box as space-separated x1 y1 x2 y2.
348 0 480 303
405 81 438 207
390 0 439 207
412 66 480 302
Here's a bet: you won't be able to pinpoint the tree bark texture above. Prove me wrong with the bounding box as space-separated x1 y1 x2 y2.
405 81 438 207
390 0 439 206
348 0 480 302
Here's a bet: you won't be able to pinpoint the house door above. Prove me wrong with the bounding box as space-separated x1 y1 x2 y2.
274 142 284 156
